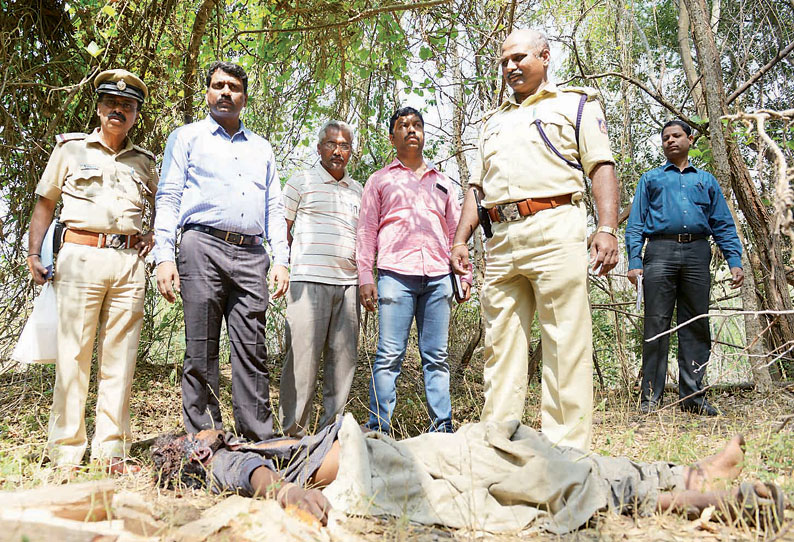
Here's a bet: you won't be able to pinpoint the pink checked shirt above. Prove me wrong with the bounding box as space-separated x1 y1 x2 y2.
356 159 469 285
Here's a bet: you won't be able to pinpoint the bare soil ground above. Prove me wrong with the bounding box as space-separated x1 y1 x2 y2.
1 348 793 541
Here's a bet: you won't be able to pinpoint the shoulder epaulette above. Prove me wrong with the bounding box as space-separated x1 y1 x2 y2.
132 144 156 161
482 106 501 123
559 86 600 101
55 132 87 144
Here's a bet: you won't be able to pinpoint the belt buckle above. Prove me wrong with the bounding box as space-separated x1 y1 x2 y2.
107 234 125 249
498 203 521 222
224 231 244 245
677 233 692 243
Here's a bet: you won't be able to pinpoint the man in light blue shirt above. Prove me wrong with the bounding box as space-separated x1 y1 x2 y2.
154 61 289 441
625 120 743 417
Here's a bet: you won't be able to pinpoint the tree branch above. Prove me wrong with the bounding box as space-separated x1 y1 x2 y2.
225 0 450 45
727 40 794 104
577 71 703 131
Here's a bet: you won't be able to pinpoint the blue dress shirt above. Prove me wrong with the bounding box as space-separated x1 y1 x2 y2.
625 161 742 270
153 115 289 266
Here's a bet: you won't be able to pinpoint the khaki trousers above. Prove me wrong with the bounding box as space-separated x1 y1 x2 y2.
279 281 359 436
481 202 593 450
48 243 145 465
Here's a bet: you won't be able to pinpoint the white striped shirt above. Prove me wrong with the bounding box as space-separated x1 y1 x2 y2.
283 165 362 285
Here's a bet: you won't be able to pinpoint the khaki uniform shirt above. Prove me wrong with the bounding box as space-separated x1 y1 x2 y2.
473 83 614 207
283 164 362 285
36 129 158 235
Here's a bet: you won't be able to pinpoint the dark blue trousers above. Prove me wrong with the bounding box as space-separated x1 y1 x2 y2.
641 238 711 406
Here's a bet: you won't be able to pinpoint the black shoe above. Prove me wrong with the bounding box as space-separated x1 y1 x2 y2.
640 401 659 414
680 400 720 416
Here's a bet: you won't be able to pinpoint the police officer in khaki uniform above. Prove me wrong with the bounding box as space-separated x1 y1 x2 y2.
451 29 619 451
26 69 157 473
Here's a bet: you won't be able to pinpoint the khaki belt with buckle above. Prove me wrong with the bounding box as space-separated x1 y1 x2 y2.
63 229 140 249
487 193 573 224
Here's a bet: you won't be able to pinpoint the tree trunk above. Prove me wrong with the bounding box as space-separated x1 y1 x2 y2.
676 0 706 117
182 0 221 124
683 0 794 374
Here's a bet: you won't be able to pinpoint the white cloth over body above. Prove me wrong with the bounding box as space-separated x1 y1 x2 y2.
325 414 684 534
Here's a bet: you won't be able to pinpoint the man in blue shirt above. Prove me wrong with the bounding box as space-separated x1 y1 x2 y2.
154 61 290 441
625 120 743 416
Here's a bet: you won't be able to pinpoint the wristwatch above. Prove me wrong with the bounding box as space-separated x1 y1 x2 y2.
596 226 618 238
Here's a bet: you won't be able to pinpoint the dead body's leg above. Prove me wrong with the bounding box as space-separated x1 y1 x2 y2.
656 434 745 514
682 435 745 491
658 481 782 528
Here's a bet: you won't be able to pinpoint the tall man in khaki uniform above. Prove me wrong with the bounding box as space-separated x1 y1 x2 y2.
26 69 157 473
279 120 363 436
451 30 620 450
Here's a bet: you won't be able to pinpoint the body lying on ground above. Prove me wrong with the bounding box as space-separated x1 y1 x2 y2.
151 414 784 533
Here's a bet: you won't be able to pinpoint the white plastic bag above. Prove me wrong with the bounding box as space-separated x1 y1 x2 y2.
11 283 57 364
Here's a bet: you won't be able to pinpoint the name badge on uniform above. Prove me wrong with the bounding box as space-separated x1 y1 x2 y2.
435 183 448 194
80 164 100 172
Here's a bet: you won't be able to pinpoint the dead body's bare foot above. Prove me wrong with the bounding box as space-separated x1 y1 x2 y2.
683 435 745 491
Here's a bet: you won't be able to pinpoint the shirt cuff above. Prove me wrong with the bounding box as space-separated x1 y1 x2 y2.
628 257 643 270
359 269 374 285
153 247 175 265
726 257 742 269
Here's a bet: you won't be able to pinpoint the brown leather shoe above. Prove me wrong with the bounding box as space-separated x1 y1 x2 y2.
103 457 141 475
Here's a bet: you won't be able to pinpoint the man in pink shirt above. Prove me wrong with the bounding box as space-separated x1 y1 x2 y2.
357 107 470 434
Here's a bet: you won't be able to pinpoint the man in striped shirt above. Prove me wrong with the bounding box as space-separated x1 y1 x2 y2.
279 120 363 436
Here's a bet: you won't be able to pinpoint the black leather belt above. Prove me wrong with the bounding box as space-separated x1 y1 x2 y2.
649 233 708 243
183 224 263 246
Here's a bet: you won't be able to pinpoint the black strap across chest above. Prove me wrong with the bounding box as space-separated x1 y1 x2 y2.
532 93 588 172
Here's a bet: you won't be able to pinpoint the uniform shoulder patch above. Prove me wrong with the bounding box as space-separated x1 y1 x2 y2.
55 132 87 144
132 144 156 161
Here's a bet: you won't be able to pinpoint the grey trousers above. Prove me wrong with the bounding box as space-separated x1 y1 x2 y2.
279 281 359 436
177 229 273 441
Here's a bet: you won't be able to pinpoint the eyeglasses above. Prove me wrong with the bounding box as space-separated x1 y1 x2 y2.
321 141 352 151
100 96 137 113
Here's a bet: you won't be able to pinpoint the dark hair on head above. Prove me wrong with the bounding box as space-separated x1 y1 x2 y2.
388 107 424 135
661 119 692 137
150 432 208 491
205 61 248 94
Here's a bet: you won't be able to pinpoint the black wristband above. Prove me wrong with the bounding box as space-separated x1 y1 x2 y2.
27 253 41 258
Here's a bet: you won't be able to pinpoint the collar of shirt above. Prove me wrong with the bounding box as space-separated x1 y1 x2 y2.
315 163 352 187
386 157 439 178
504 81 559 109
204 114 251 141
86 127 134 155
663 160 698 174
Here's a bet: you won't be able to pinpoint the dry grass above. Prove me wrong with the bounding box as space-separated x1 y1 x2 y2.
1 331 793 540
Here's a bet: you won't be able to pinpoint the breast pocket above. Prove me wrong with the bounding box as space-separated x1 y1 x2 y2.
118 169 151 207
689 185 711 212
534 111 576 159
68 172 103 199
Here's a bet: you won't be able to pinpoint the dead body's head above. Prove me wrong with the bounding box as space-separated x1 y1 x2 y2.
150 430 226 490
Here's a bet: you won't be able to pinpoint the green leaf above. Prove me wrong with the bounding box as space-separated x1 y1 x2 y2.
85 41 103 58
419 46 432 61
101 5 117 17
